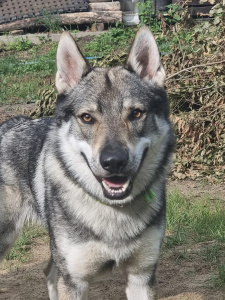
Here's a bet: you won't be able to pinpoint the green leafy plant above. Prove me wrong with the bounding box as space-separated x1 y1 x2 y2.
7 38 33 51
162 3 185 25
137 0 160 30
209 3 224 25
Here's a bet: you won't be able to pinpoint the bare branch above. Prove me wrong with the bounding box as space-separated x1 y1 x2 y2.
166 60 225 80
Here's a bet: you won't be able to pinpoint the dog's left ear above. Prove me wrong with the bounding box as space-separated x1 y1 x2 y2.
126 26 165 87
55 32 91 94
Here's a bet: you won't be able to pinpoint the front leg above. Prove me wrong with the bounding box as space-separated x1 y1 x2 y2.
47 239 110 300
44 257 89 300
57 276 89 300
44 257 58 300
126 271 157 300
125 225 165 300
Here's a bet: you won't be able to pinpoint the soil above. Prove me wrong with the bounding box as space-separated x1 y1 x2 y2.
0 105 225 300
0 103 37 123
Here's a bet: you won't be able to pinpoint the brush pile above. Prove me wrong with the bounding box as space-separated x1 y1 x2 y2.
163 3 225 181
30 86 56 117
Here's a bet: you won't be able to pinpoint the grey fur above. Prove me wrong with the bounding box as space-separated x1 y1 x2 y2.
0 26 174 300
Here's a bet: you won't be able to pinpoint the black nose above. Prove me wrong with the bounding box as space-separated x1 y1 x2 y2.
100 145 129 173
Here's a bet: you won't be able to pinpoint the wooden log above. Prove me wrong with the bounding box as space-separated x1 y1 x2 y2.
89 2 121 12
60 11 122 24
89 0 112 2
0 18 39 32
0 11 122 32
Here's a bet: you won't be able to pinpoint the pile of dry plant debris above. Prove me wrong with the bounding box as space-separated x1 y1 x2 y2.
165 3 224 181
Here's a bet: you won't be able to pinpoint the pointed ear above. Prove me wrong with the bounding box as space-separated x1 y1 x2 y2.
55 32 91 94
126 26 166 87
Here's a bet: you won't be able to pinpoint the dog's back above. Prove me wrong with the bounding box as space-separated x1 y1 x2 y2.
0 116 53 185
0 116 54 260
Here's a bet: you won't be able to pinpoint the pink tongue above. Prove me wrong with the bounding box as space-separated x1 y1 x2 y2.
103 178 125 188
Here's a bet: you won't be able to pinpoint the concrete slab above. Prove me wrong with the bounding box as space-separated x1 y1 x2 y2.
0 31 105 45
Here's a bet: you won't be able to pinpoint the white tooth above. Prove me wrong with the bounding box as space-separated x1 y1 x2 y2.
102 179 130 196
102 181 110 192
123 180 130 191
102 181 106 189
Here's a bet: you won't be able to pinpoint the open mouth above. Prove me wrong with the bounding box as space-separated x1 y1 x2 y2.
101 176 132 200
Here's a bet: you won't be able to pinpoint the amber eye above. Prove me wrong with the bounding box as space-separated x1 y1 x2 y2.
131 109 143 119
80 113 93 124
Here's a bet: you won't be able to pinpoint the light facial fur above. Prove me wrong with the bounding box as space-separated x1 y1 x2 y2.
0 26 174 299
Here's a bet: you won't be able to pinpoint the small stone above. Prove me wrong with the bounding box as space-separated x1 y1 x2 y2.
10 30 24 35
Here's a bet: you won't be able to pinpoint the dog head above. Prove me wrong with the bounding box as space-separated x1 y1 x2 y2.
54 27 173 205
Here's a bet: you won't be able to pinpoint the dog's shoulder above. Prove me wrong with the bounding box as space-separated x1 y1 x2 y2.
0 116 54 136
0 115 31 131
0 116 55 160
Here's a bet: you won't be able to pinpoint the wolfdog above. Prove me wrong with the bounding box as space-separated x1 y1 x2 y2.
0 26 174 299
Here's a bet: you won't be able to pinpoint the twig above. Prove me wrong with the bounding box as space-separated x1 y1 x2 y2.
166 60 225 80
194 84 215 92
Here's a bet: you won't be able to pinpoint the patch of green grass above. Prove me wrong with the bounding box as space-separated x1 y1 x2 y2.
0 23 194 105
166 190 225 246
165 190 225 290
6 225 47 263
0 43 57 104
84 25 135 58
216 263 225 287
0 43 57 76
172 247 188 262
201 243 221 263
83 24 194 68
0 75 53 105
209 263 225 289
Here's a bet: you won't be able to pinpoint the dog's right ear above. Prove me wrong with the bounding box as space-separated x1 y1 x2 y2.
55 32 91 94
126 26 165 87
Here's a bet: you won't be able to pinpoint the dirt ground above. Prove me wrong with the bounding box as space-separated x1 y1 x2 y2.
0 103 37 123
0 105 224 300
0 234 224 300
